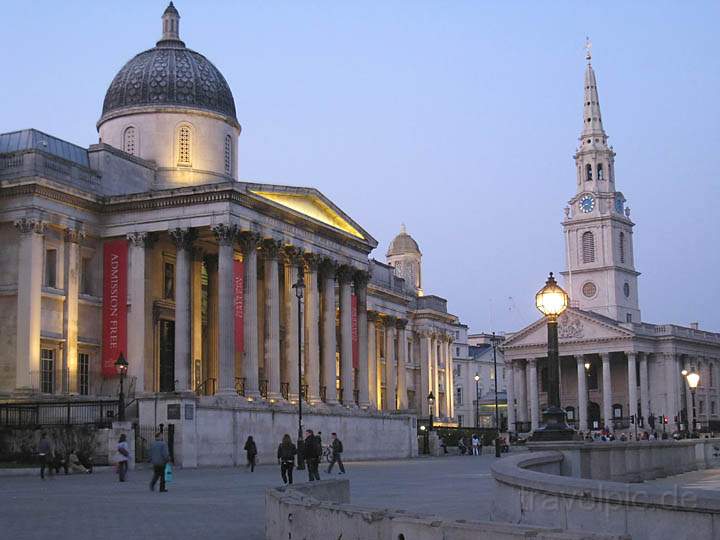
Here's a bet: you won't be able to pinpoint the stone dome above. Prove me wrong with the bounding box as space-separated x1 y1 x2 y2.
98 3 238 129
386 224 421 257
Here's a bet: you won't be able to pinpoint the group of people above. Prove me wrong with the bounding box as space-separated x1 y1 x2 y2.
457 434 483 455
37 432 93 479
243 430 345 485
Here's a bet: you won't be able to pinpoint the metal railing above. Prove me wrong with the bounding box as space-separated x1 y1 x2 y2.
235 377 246 397
301 384 308 402
259 379 268 399
320 386 327 403
353 389 360 405
280 382 290 400
194 378 216 396
338 388 344 403
0 400 119 427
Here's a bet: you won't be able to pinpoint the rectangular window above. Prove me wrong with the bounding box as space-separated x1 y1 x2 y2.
456 347 460 357
457 415 463 426
164 262 175 300
626 313 633 323
456 386 463 405
45 249 57 288
41 349 54 394
79 353 90 395
81 257 93 295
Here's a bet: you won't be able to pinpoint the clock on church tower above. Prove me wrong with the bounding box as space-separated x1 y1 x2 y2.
560 49 641 324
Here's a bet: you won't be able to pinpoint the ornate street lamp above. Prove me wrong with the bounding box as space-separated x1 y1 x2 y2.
114 352 129 422
474 374 480 429
685 369 700 434
532 272 574 440
428 391 435 430
292 271 306 469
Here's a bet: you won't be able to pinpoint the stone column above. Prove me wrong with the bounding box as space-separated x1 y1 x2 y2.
528 358 539 431
191 251 203 391
627 352 638 426
204 254 219 394
319 258 338 405
238 232 260 399
506 359 516 432
431 333 440 417
127 232 148 394
396 319 408 409
684 356 694 431
64 226 83 394
262 239 282 401
367 312 378 409
282 248 301 401
576 355 588 432
170 228 195 392
354 271 370 408
212 224 237 396
303 254 321 403
601 353 613 431
639 352 650 424
515 360 528 424
420 332 431 416
384 316 397 411
665 353 679 427
14 218 45 391
338 266 355 406
442 336 451 418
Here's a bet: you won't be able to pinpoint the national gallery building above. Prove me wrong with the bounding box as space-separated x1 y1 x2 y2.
0 5 460 461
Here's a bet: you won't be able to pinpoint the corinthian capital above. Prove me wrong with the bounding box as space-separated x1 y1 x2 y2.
260 238 282 260
212 223 238 246
66 225 86 244
14 217 46 235
236 231 260 254
169 227 197 250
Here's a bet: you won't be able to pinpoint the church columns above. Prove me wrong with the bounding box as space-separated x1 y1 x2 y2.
431 334 440 417
515 360 528 424
14 218 45 391
238 232 260 399
213 224 237 396
367 312 378 409
639 352 650 424
262 239 282 401
601 353 613 431
396 319 408 409
127 232 148 394
443 335 452 418
528 358 539 431
170 227 195 392
627 352 638 425
354 272 370 408
506 359 516 432
665 353 679 428
303 255 321 404
63 226 83 394
338 266 355 406
320 259 338 405
576 355 588 432
282 249 301 401
419 332 431 416
204 254 219 394
384 316 397 411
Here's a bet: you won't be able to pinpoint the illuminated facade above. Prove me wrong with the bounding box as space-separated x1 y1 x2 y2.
0 4 460 441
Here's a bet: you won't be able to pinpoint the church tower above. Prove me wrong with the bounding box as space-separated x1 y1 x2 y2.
561 43 641 323
387 224 423 295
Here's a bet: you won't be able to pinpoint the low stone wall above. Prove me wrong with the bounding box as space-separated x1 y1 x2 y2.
491 442 720 540
266 479 628 540
138 395 418 467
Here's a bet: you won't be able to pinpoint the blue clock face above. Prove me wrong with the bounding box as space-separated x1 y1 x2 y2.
580 195 595 213
615 196 624 213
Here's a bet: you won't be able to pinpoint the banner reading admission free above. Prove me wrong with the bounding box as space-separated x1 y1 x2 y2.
234 259 244 354
101 239 128 378
351 293 359 370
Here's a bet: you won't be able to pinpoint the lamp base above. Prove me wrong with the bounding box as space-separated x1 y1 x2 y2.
531 406 575 442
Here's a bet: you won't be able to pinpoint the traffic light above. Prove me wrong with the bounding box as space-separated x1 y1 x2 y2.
664 416 669 425
630 414 635 425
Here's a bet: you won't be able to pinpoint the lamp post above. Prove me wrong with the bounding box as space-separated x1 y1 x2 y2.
428 391 435 430
474 374 480 429
292 272 306 469
685 369 700 435
491 332 501 458
584 361 591 428
114 352 128 422
532 272 573 441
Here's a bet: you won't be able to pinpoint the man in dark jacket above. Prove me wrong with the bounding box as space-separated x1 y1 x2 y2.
304 429 321 481
326 432 345 474
277 434 297 484
149 432 170 492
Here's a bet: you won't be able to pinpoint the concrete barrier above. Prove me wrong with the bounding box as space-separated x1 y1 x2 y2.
491 444 720 540
265 479 629 540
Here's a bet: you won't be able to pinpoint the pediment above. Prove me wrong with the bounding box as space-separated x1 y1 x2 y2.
503 308 634 349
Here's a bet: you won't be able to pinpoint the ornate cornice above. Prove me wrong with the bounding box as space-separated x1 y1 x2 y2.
2 183 102 213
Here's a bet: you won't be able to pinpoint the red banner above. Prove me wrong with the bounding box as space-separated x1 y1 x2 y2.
351 293 359 370
101 239 128 378
234 259 244 354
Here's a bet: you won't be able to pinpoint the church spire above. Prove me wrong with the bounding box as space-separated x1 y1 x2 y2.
580 38 607 143
158 2 185 47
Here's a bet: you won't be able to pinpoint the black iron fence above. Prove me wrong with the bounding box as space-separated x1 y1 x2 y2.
235 377 246 397
281 382 290 400
259 379 268 399
0 401 119 427
134 423 175 463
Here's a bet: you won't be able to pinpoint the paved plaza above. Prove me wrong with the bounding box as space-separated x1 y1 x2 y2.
0 454 501 540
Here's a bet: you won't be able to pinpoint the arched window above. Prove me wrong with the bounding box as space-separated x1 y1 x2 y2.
597 163 604 181
123 126 136 156
224 135 232 175
585 163 592 181
582 231 595 263
177 124 192 166
619 232 626 263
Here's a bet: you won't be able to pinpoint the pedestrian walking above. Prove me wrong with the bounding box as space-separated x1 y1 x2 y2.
116 434 130 482
326 433 345 474
244 436 257 472
471 434 480 456
149 432 170 492
38 432 53 480
304 429 321 481
277 434 297 485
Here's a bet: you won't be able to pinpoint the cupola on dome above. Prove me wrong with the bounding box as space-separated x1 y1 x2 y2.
98 2 238 129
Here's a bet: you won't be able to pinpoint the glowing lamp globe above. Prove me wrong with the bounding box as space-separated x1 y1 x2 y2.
686 370 700 390
535 273 569 319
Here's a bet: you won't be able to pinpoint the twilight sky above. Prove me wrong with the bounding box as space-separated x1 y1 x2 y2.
2 1 719 333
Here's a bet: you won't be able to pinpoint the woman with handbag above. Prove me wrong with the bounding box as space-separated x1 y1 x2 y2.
116 434 130 482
